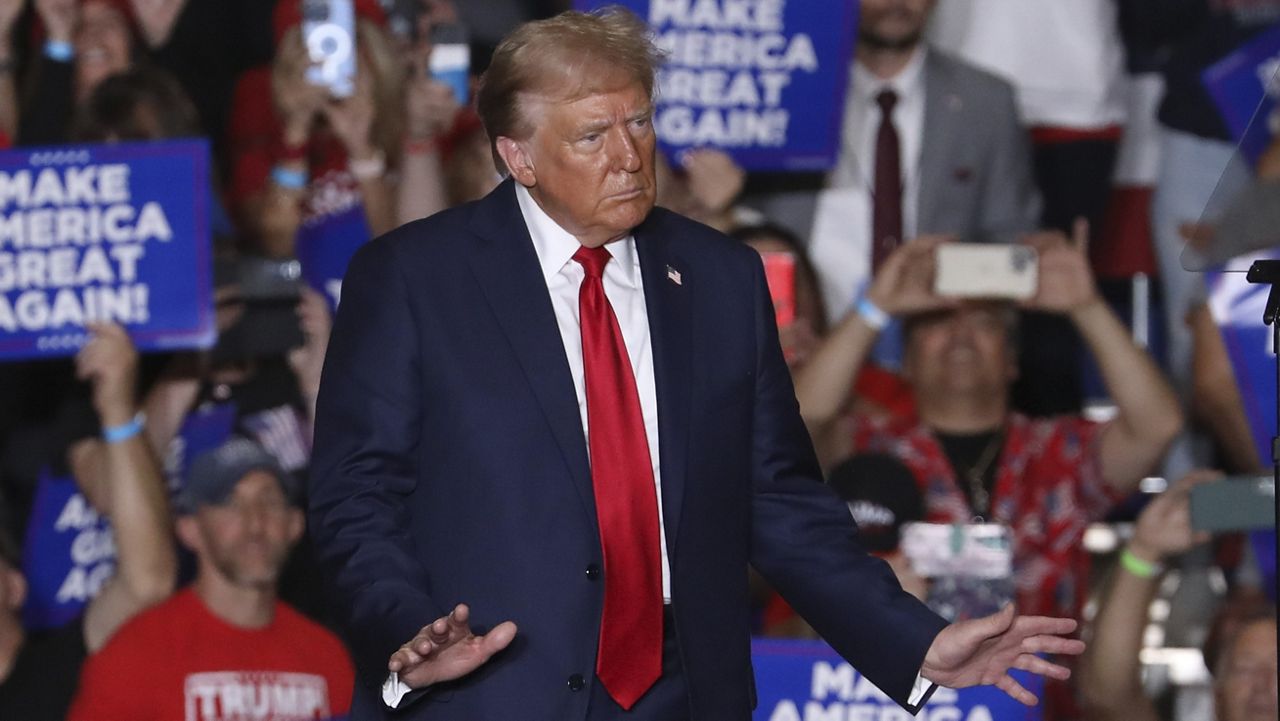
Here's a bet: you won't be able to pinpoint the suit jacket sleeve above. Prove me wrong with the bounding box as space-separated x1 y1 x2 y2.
308 237 445 690
743 255 949 709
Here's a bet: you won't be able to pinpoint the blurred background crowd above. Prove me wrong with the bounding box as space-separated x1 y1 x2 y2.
0 1 1276 720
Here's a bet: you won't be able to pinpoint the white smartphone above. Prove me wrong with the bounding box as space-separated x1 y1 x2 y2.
934 243 1037 300
303 0 357 99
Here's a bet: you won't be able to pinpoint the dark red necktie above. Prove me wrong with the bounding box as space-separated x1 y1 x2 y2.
872 89 903 272
572 245 662 710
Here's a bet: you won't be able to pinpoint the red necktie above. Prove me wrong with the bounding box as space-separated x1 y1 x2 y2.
872 89 903 272
572 245 662 710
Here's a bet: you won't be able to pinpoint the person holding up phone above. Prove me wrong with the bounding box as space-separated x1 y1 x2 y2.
795 222 1182 624
1079 470 1277 721
229 0 403 259
395 0 468 224
796 223 1182 718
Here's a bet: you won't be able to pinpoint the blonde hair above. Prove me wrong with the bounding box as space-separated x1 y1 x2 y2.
476 7 665 173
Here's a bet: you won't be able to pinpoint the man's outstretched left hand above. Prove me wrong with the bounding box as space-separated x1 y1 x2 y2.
921 604 1085 705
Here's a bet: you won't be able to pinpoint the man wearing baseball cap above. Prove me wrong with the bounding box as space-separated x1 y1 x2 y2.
68 437 351 721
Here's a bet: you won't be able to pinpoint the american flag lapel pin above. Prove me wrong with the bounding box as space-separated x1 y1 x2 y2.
666 265 682 286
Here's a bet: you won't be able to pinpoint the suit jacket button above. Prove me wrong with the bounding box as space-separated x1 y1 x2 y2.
568 673 585 691
585 564 601 580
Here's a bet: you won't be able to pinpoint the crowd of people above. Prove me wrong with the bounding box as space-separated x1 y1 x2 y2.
0 0 1276 720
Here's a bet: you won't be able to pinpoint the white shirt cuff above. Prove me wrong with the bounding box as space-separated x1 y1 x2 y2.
907 672 933 707
382 672 413 708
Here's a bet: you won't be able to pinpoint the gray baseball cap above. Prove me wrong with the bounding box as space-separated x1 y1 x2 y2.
175 437 297 514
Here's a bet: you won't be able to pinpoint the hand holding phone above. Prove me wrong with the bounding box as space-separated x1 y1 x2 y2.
1130 470 1215 561
1020 221 1100 315
405 71 461 141
273 29 330 137
864 234 955 317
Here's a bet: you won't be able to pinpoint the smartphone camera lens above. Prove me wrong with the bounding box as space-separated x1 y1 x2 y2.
1011 246 1033 272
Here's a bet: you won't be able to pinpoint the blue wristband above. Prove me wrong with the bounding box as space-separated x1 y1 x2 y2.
270 165 307 191
44 40 74 63
102 412 145 444
854 293 890 330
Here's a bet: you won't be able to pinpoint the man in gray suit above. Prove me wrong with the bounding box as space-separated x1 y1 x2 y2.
754 0 1040 327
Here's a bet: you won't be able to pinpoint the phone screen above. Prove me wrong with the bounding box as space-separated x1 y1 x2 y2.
429 23 470 105
303 0 357 98
760 252 796 328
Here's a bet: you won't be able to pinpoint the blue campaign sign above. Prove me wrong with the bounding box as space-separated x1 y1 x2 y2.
21 468 115 631
1202 23 1280 166
0 140 214 359
752 639 1042 721
572 0 859 171
1206 251 1279 468
295 203 369 312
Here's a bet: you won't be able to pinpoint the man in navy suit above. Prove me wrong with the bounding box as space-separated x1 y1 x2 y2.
309 9 1083 720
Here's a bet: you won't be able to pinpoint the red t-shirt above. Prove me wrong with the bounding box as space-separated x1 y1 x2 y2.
68 588 353 721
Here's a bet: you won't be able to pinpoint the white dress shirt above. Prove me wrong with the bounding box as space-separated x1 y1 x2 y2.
810 48 927 324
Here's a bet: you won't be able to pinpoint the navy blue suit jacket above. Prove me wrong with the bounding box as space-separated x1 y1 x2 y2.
309 180 948 720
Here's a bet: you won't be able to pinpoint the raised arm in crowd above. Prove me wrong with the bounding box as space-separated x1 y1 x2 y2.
231 1 467 260
238 20 400 258
1079 470 1277 721
0 322 176 721
67 322 176 652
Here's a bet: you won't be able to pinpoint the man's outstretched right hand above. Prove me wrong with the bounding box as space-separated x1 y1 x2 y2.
388 604 518 689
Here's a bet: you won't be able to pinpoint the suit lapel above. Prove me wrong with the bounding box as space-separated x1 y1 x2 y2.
917 53 959 233
465 180 597 529
635 215 691 556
